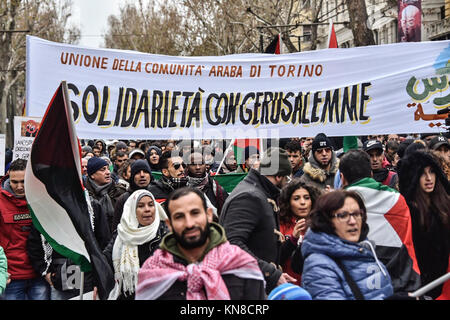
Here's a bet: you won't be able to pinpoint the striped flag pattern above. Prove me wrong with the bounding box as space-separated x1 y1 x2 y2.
24 82 114 300
346 177 421 292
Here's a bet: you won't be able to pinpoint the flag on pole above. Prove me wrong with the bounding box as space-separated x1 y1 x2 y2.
327 21 338 48
265 33 282 54
24 81 114 300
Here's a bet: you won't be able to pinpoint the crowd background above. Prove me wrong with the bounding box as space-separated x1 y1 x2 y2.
0 130 449 300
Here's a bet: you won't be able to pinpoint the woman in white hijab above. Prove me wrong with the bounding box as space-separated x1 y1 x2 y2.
104 189 168 300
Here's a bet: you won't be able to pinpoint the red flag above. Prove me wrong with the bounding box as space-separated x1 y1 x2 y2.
328 21 338 48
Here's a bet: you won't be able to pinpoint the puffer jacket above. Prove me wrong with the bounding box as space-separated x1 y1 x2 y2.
301 230 393 300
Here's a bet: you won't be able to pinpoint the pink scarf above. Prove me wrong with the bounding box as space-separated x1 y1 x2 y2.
136 241 264 300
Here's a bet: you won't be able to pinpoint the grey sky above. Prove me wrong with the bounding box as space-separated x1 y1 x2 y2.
71 0 124 48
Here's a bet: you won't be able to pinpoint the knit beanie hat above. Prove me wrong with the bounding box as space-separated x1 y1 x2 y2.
259 147 292 177
311 133 333 153
131 159 152 178
87 157 108 176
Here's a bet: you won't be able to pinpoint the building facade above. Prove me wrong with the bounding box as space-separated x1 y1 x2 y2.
293 0 449 50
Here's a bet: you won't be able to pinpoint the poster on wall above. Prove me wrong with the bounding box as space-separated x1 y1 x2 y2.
13 116 42 161
398 0 422 42
0 134 5 176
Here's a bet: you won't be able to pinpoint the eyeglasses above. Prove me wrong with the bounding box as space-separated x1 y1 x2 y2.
173 162 187 170
332 209 363 222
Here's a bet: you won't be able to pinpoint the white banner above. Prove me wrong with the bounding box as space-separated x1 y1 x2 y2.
0 134 5 176
26 36 450 139
13 116 42 161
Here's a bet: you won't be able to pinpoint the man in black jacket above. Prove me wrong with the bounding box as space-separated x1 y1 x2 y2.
84 157 126 232
219 147 296 294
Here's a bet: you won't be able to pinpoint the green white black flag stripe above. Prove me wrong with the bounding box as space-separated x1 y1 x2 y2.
24 81 114 299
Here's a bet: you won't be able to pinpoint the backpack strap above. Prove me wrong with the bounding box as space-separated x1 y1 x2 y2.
333 258 365 300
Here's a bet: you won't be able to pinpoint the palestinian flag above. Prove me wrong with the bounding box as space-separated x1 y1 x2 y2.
346 177 422 293
24 82 114 300
233 139 260 165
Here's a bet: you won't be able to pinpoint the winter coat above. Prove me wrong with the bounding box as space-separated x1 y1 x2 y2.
147 179 174 204
398 150 450 298
0 175 37 280
408 205 450 299
300 152 339 190
279 219 303 284
301 230 393 300
219 168 283 293
84 178 126 232
372 168 398 190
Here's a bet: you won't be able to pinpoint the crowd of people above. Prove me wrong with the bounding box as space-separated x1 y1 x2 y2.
0 131 449 300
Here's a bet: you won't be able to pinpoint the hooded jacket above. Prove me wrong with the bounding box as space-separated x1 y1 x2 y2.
301 230 393 300
0 175 37 280
300 152 339 190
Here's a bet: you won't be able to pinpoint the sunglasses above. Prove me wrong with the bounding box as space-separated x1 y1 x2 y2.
173 162 187 170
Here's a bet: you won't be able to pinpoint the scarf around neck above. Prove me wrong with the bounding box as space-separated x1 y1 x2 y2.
88 177 114 214
108 189 167 299
135 240 265 300
187 175 209 190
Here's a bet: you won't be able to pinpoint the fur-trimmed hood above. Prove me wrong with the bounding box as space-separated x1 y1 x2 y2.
303 152 339 183
398 150 450 202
